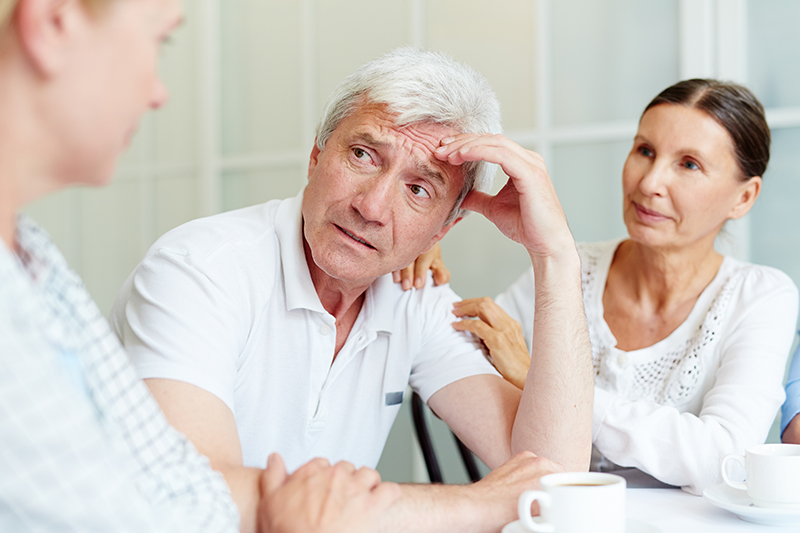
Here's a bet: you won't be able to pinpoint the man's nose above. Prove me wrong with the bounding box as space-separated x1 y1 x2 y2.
352 174 394 224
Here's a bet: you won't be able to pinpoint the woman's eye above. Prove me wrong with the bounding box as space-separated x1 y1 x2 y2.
683 160 699 170
638 146 654 157
409 184 430 198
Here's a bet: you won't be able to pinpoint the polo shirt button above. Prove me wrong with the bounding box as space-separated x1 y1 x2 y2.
617 354 627 365
320 325 332 335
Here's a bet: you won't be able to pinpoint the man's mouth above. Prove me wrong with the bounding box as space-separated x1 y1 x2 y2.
335 225 376 250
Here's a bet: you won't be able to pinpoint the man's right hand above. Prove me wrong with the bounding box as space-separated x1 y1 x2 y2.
470 451 564 526
258 454 401 533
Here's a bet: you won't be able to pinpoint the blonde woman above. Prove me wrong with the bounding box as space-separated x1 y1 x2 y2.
0 1 397 531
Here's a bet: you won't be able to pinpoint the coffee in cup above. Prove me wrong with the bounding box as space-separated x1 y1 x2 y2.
721 443 800 509
517 472 626 533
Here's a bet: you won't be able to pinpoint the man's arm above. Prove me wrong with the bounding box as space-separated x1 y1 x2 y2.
145 379 266 533
433 134 593 472
376 451 561 533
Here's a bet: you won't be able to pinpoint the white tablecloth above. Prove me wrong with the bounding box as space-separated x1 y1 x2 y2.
628 488 799 532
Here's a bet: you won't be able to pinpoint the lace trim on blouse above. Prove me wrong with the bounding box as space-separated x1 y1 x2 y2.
581 241 738 407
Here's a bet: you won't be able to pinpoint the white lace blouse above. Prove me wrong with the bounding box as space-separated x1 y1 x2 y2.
496 238 799 494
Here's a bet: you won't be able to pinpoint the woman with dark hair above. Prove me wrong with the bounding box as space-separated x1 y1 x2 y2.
403 79 799 494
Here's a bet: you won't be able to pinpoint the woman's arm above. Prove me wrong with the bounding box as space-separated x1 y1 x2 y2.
593 270 799 494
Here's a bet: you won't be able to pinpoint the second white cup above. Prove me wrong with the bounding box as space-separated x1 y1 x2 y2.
517 472 626 533
721 443 800 509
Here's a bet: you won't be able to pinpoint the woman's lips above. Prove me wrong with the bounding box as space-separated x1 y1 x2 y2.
634 202 670 222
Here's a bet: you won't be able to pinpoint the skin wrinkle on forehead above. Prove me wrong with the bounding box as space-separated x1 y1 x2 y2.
347 122 456 198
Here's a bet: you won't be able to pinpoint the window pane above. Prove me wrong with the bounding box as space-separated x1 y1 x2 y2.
221 1 304 156
552 140 631 243
750 127 800 289
222 166 306 212
552 0 679 126
748 0 800 108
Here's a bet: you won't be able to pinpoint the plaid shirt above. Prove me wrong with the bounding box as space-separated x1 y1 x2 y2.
0 217 239 532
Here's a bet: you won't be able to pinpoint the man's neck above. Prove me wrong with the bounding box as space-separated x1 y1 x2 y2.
302 237 372 359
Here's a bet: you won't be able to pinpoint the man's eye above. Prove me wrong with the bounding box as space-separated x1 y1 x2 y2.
353 147 370 160
409 184 430 198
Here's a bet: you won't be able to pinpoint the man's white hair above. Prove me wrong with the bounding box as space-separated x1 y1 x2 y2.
315 47 503 224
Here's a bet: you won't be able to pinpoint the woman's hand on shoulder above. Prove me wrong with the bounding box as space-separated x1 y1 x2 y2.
393 242 450 290
452 297 531 389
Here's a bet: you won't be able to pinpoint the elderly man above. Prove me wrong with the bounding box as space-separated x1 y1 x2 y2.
111 48 592 532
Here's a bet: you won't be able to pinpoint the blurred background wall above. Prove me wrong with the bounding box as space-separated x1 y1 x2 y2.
23 0 800 482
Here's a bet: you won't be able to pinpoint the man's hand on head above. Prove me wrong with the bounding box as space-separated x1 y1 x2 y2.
434 134 576 262
257 454 401 533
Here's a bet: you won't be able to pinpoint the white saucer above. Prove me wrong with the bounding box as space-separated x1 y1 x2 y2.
502 518 661 533
703 483 800 526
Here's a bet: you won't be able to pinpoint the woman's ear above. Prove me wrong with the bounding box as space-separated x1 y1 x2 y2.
728 176 762 220
14 0 84 76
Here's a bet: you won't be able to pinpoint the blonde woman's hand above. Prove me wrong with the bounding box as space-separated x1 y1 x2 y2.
392 242 451 290
452 297 531 389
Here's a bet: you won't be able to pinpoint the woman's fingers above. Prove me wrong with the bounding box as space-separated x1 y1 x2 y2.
452 297 508 327
393 242 449 290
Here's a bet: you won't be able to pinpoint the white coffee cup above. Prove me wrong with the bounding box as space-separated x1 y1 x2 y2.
721 443 800 509
517 472 626 533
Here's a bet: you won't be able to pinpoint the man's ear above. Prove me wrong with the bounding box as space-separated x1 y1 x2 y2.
728 176 762 220
424 216 463 252
15 0 83 76
307 141 321 178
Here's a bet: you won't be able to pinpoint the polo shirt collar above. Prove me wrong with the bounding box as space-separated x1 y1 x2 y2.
275 189 326 315
275 188 395 336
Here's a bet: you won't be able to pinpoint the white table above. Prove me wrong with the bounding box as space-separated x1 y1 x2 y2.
627 488 800 532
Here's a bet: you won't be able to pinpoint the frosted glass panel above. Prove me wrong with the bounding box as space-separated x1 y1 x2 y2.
316 1 409 112
79 181 147 315
427 0 538 130
750 128 800 290
552 140 631 243
21 190 81 267
748 0 800 108
222 166 306 212
221 1 304 155
155 171 200 240
552 0 679 126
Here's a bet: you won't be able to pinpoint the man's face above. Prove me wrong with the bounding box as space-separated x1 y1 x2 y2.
302 103 464 287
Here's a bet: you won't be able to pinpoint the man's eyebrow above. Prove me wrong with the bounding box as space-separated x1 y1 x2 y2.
415 159 447 188
353 131 392 150
352 130 447 186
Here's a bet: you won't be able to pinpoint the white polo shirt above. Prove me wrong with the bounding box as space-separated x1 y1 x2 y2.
111 190 498 472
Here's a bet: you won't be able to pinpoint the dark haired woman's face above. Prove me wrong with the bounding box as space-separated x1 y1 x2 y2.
621 104 756 250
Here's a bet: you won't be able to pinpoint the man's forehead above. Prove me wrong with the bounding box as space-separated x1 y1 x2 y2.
340 113 462 182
